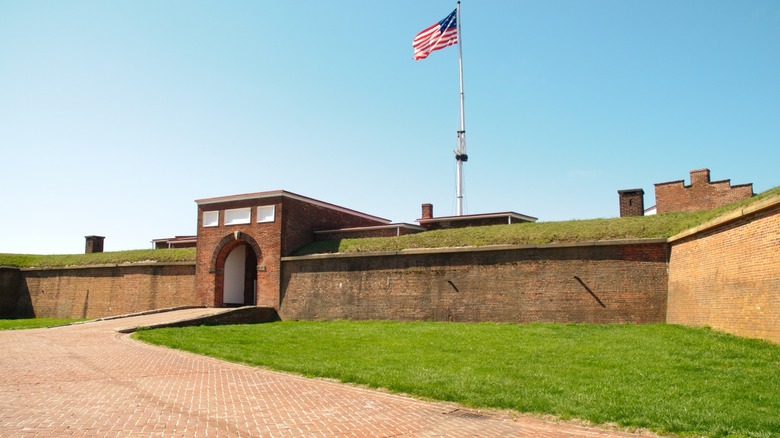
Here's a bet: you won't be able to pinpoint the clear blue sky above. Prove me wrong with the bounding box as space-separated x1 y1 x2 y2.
2 1 778 254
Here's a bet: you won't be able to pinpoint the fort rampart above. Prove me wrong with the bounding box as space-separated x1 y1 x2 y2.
0 267 28 318
2 241 670 325
279 241 669 324
667 197 780 343
2 195 779 343
4 263 196 319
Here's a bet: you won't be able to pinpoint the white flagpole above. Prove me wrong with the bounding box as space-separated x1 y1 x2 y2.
455 0 467 215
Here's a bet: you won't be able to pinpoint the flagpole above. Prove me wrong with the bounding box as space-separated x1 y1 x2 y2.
455 0 467 216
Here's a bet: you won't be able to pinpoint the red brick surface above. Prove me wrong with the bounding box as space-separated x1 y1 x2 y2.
617 190 644 217
654 169 753 214
0 309 659 437
195 196 284 308
280 241 669 324
668 199 780 343
195 194 388 309
20 263 197 319
0 268 26 318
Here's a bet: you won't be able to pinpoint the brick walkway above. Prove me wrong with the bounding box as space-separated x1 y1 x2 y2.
0 309 660 437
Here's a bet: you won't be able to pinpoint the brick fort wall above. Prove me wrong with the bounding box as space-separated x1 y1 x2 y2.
667 196 780 343
4 194 778 342
0 267 34 318
20 263 197 319
280 240 669 324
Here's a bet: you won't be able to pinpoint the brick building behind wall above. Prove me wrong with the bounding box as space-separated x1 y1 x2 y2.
619 169 753 216
655 168 753 214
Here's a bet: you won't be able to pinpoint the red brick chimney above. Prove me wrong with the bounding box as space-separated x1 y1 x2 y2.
85 236 105 254
617 189 645 217
421 203 433 220
690 168 711 186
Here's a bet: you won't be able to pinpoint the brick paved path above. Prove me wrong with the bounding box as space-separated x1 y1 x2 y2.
0 309 659 437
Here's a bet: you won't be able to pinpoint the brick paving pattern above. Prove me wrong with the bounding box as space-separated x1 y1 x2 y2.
0 309 659 437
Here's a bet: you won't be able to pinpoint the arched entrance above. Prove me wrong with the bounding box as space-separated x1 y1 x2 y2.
212 233 261 307
222 243 257 306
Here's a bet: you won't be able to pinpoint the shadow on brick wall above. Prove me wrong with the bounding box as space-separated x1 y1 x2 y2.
0 268 35 319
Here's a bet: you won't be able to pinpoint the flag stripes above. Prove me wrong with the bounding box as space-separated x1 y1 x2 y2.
413 9 458 60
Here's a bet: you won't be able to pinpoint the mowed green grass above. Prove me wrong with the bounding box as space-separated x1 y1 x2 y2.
0 318 84 330
134 321 780 437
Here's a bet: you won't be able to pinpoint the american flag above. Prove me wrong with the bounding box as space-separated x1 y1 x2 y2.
413 9 458 61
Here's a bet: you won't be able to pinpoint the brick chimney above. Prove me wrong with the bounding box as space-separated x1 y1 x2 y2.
421 203 433 220
85 236 105 254
617 189 645 217
690 168 711 186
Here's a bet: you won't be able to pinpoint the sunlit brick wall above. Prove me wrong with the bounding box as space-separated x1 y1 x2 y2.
280 241 669 324
667 197 780 344
20 263 196 319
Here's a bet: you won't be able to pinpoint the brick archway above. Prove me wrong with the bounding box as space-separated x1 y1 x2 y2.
210 232 263 307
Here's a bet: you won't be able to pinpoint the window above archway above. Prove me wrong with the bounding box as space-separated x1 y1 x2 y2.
203 211 219 227
257 205 275 223
225 208 251 226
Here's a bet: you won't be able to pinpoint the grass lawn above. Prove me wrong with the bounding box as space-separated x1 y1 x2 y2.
0 318 85 330
134 321 780 437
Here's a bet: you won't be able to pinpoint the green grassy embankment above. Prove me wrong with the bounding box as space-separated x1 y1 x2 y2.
0 248 196 269
293 186 780 255
3 186 778 265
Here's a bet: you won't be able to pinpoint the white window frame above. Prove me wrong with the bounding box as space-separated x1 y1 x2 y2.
202 211 219 228
224 207 251 226
257 205 275 223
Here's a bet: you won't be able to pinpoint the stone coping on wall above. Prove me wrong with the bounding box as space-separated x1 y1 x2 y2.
668 195 780 243
281 238 669 261
19 261 196 272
